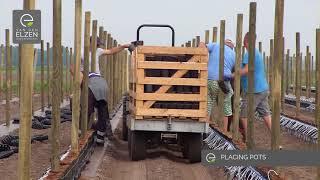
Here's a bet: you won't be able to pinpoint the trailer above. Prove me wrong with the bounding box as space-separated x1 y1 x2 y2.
122 24 209 163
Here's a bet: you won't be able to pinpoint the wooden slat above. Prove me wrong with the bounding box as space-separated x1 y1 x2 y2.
137 61 207 70
136 93 205 101
136 108 207 118
137 46 208 55
136 53 144 109
199 55 208 111
138 77 206 86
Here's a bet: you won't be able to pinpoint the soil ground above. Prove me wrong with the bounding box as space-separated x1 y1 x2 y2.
83 108 228 180
0 96 318 180
86 103 318 180
0 94 71 180
0 122 71 180
0 93 49 125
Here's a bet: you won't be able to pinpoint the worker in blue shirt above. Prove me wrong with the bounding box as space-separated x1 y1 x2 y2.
199 39 235 132
233 32 272 142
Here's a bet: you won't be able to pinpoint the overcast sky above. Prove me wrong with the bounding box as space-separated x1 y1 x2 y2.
0 0 319 55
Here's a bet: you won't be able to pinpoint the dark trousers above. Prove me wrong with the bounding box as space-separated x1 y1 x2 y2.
87 89 113 137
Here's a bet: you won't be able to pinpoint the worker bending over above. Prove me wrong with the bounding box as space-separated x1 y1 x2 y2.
71 37 131 146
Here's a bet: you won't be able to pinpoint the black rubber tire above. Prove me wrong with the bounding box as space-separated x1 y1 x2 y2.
122 96 129 141
180 133 188 158
129 130 146 161
186 133 203 163
128 129 132 158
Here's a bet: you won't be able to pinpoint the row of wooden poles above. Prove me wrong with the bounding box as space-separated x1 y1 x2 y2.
185 0 320 175
0 32 74 127
183 0 319 148
9 0 129 179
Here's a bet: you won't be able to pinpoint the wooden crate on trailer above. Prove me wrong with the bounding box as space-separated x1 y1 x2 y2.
128 46 208 121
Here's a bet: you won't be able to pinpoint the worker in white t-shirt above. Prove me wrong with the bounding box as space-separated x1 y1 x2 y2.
71 36 131 147
89 36 130 75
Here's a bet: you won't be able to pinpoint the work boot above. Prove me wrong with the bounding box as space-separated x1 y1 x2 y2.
95 131 106 146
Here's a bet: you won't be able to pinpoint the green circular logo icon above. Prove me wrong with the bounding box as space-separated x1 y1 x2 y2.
20 14 34 27
206 153 216 163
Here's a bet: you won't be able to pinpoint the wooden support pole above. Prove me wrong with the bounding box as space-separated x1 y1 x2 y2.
10 45 12 99
105 33 110 106
196 36 200 47
312 56 314 87
69 48 73 95
113 40 119 106
91 20 97 72
218 20 225 130
81 11 90 137
103 31 108 80
99 26 103 40
60 46 63 101
266 56 269 82
205 30 210 44
281 37 285 111
5 29 10 126
46 42 51 106
269 39 274 110
292 54 296 94
315 28 320 180
107 35 112 111
112 39 117 108
259 42 262 53
212 27 218 43
232 14 243 141
263 52 266 74
0 45 2 100
192 38 196 47
51 0 62 171
65 47 69 97
306 46 311 98
295 33 301 117
247 2 257 150
72 0 82 153
286 49 290 94
41 40 44 111
271 0 284 150
32 49 37 116
18 1 35 179
18 45 21 99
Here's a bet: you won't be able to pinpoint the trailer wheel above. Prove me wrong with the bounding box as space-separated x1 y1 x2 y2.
180 133 188 158
122 114 128 141
129 130 146 161
122 96 129 141
184 133 203 163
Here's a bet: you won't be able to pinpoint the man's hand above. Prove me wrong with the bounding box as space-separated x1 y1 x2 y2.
198 42 206 48
223 74 233 81
122 44 131 48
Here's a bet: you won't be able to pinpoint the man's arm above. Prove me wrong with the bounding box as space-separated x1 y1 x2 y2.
100 44 130 56
231 64 248 78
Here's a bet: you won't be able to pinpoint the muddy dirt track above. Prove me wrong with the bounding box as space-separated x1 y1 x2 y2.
0 98 318 180
80 104 318 180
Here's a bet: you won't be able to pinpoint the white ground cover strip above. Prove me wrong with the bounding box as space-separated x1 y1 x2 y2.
280 116 318 144
204 128 267 180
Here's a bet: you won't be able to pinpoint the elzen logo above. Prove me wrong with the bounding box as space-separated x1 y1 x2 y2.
20 14 34 27
13 10 41 44
206 153 216 163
